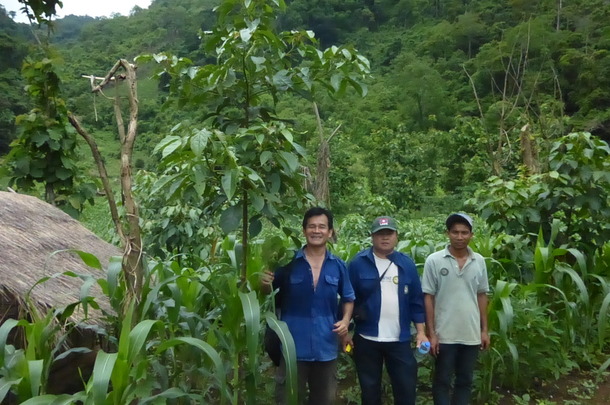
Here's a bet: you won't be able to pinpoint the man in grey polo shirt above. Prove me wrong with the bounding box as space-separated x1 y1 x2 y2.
421 213 490 405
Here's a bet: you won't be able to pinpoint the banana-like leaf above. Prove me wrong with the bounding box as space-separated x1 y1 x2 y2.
0 319 26 365
533 246 550 284
20 394 82 405
27 359 44 397
265 312 297 405
239 291 260 405
590 274 610 296
128 320 160 365
567 248 587 277
0 377 22 402
91 351 118 405
140 274 180 316
555 264 589 307
598 292 610 348
70 249 103 270
156 337 230 403
239 291 261 366
138 387 200 404
104 256 123 305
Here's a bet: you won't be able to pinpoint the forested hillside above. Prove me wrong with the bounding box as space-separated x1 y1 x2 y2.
1 0 609 215
1 2 610 404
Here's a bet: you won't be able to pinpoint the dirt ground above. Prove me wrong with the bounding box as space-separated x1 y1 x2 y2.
495 370 610 404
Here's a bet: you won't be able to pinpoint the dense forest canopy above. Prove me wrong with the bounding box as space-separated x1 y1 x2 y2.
1 0 609 215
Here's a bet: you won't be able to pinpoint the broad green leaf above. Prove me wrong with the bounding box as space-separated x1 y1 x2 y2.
249 191 265 212
153 135 181 155
219 204 243 234
138 387 199 404
555 265 589 307
128 320 160 365
598 292 610 348
190 129 211 156
156 337 230 401
221 169 239 200
91 351 117 405
21 394 82 405
260 151 272 165
79 276 97 304
272 70 292 90
105 256 123 303
161 137 182 158
240 28 253 43
330 74 342 92
54 347 92 362
27 359 44 397
0 377 22 402
249 216 262 238
251 56 266 65
278 151 299 172
239 291 260 375
280 128 293 143
265 313 297 405
0 319 24 366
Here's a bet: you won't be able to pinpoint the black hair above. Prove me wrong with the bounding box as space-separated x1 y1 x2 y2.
302 207 334 230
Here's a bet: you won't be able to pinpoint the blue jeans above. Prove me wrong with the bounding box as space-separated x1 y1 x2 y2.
353 334 417 405
432 344 480 405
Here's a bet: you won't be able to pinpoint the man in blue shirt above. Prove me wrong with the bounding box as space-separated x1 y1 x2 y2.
347 216 427 405
262 207 355 404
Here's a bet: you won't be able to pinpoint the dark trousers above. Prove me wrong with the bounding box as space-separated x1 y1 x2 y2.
432 344 480 405
275 358 337 405
353 334 417 405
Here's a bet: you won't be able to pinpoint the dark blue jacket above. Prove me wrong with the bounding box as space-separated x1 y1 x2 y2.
348 247 425 341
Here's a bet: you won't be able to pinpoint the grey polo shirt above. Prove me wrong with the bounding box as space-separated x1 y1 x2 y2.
422 245 489 345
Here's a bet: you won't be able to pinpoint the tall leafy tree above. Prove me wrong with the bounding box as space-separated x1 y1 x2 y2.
138 0 370 281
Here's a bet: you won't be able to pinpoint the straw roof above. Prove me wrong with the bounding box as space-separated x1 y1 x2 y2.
0 191 120 325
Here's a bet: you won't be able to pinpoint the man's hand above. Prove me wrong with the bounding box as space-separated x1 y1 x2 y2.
480 330 490 350
416 331 429 350
332 319 349 337
428 333 440 356
341 334 354 353
260 270 274 294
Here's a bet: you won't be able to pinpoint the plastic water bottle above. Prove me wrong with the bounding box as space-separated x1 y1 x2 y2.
414 341 430 362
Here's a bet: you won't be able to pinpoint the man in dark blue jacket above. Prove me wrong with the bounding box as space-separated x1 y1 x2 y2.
347 216 427 405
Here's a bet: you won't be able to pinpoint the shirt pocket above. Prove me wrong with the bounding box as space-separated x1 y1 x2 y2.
324 274 339 287
290 272 305 285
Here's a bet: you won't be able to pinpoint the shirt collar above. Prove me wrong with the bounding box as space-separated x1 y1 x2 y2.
296 246 334 261
442 244 474 259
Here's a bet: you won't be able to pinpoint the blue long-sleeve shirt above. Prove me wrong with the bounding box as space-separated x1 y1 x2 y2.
348 248 425 341
274 248 355 361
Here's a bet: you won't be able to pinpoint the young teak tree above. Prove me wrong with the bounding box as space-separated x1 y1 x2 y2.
141 0 370 283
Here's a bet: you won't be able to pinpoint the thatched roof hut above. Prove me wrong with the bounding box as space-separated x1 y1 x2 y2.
0 191 120 327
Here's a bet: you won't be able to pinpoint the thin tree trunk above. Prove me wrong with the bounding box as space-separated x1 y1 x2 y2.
312 103 340 208
89 60 143 310
520 124 539 174
67 113 126 243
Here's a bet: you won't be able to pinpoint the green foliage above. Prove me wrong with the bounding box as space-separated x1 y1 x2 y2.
471 132 610 253
135 0 370 274
1 56 97 216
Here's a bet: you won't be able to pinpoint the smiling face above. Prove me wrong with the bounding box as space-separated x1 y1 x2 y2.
447 222 473 251
372 228 398 258
303 214 333 248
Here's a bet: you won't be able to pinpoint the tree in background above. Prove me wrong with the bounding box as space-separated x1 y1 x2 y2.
136 0 369 282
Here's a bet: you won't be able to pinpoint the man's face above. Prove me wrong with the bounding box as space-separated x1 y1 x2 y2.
447 223 473 249
372 229 398 255
303 214 333 247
